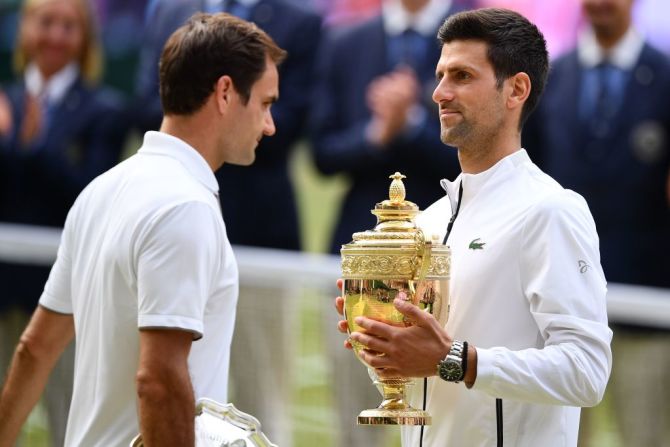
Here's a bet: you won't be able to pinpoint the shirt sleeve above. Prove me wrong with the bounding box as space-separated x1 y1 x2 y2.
473 192 613 407
135 201 222 339
39 211 75 314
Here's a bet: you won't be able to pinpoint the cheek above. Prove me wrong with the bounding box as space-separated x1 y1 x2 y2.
67 33 85 58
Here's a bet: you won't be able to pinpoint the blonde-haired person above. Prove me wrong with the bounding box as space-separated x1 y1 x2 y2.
0 1 128 445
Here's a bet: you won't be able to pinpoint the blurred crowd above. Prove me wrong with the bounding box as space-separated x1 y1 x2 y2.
0 0 669 446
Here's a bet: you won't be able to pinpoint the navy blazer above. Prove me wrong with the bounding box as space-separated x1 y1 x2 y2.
134 0 322 250
310 10 464 253
524 43 670 288
0 78 128 311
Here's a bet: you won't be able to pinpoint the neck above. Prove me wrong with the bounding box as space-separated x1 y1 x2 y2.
593 20 631 51
457 130 521 174
401 0 430 15
160 113 219 171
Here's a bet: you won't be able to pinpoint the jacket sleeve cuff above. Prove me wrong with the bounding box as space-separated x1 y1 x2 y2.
471 347 498 391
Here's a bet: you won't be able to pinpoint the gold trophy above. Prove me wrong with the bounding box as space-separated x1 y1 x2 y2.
341 172 450 425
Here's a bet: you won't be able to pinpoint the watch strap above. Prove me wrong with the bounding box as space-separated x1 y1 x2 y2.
461 340 469 380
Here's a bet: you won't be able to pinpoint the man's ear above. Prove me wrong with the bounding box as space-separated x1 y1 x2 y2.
215 75 234 114
506 72 531 111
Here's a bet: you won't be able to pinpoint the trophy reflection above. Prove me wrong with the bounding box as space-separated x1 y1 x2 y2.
341 172 450 425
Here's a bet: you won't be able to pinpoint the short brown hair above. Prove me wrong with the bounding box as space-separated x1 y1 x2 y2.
159 13 286 116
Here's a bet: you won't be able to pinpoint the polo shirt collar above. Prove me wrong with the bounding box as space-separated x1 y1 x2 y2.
138 131 219 194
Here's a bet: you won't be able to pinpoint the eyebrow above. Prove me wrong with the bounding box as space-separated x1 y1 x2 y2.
435 64 477 80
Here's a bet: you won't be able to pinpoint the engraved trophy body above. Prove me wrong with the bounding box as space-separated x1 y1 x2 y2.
340 173 450 425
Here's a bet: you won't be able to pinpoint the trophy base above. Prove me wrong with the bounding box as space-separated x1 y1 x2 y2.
357 408 431 425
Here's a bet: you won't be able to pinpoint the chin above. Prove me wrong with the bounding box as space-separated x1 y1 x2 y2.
231 157 256 167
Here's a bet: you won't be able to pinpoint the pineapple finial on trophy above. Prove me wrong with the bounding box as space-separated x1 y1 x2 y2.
389 172 407 203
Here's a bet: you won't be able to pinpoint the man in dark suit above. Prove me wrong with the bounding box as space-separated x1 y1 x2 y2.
523 0 670 444
134 2 322 444
311 1 469 445
311 0 469 255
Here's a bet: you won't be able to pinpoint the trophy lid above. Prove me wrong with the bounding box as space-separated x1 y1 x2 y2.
341 172 450 280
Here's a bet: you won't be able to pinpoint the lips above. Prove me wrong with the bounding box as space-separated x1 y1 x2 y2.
440 108 460 118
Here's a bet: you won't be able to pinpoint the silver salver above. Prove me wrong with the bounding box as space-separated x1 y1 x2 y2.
130 398 277 447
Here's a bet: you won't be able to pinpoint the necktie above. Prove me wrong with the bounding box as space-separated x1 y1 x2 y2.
404 28 428 70
589 61 626 137
388 28 427 72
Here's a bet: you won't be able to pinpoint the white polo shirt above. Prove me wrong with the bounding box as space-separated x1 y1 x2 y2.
40 131 238 447
405 149 612 447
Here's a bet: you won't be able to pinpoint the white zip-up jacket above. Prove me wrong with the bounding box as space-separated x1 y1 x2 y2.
403 149 613 447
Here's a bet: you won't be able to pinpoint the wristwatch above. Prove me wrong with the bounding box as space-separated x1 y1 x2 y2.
437 340 468 383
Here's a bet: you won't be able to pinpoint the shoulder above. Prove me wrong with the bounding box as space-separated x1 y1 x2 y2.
502 159 596 230
522 184 597 243
638 43 670 83
639 41 670 66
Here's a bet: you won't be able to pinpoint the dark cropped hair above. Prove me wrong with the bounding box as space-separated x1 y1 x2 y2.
159 12 286 115
438 8 548 129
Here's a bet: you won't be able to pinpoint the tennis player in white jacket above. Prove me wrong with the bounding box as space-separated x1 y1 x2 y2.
335 8 612 447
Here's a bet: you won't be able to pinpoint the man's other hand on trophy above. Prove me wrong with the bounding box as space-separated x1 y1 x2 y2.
335 279 477 386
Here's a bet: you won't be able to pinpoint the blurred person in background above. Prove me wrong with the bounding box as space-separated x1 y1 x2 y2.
310 0 470 444
524 0 670 445
0 0 128 444
93 0 150 95
133 1 321 445
311 0 471 254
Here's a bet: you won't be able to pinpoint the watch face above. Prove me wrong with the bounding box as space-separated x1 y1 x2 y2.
439 359 463 382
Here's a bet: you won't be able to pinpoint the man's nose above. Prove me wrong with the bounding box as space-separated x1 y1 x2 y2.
263 111 276 136
432 79 454 104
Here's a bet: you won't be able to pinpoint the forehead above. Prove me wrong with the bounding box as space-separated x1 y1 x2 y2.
436 40 492 74
251 58 279 98
31 0 81 17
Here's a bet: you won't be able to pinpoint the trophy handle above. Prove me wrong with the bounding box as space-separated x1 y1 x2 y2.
195 399 277 447
129 399 277 447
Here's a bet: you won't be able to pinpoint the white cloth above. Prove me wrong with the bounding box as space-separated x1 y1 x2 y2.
404 149 612 447
39 131 239 447
24 62 79 104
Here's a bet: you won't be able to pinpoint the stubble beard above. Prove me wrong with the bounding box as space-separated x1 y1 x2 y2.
440 119 471 148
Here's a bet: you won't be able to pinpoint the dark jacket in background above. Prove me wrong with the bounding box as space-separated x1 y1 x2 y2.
0 78 128 311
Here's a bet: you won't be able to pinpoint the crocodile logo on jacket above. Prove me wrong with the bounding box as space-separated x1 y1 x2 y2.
468 238 486 250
